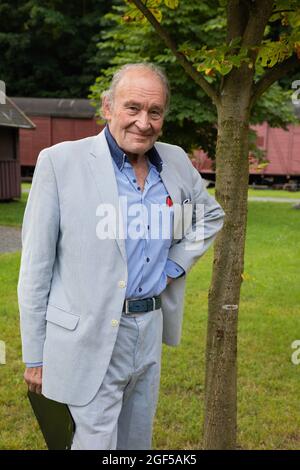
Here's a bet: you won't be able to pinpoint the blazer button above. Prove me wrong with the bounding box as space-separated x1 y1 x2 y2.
118 280 126 288
111 319 119 327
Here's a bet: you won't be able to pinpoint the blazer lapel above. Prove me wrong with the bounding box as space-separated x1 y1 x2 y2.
87 129 127 263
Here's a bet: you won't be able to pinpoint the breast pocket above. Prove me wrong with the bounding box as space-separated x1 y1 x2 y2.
46 304 80 331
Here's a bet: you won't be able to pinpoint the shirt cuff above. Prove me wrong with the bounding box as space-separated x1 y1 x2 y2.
165 259 185 279
26 362 43 368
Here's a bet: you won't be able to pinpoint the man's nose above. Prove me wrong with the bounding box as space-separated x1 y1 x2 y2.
136 111 151 131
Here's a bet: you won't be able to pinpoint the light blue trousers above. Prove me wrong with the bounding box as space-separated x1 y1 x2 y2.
69 308 163 450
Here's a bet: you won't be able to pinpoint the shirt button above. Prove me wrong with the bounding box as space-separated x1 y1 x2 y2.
138 287 142 292
111 319 119 327
118 280 126 288
133 179 136 182
137 186 141 190
146 257 150 262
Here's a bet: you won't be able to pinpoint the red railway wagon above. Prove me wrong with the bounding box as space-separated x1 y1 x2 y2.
192 118 300 185
12 98 103 177
13 97 300 185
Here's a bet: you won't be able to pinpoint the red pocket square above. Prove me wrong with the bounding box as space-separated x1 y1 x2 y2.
166 196 173 207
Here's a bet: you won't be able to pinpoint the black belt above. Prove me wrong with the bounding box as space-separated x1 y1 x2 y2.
122 296 161 314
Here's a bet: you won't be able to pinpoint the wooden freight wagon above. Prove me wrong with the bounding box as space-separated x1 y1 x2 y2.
0 97 35 201
192 105 300 186
12 98 103 177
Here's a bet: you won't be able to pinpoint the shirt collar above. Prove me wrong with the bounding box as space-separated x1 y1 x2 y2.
104 125 163 173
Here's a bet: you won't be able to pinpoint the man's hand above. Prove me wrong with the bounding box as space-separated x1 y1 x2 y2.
24 366 43 394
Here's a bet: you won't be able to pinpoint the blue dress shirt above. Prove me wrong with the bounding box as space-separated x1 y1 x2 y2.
104 125 184 299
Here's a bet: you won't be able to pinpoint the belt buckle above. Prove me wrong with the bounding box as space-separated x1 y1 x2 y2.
124 299 130 315
147 297 156 312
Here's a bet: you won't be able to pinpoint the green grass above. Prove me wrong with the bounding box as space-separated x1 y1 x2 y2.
0 200 300 449
247 189 300 199
0 190 28 227
0 183 32 227
21 183 32 190
207 187 300 199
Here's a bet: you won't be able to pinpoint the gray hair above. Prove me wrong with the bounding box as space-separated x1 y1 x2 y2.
101 63 170 116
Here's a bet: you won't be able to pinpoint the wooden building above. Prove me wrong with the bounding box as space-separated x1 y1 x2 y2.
12 98 102 177
0 97 35 200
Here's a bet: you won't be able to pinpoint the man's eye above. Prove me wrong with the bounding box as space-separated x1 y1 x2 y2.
151 111 161 119
128 106 138 112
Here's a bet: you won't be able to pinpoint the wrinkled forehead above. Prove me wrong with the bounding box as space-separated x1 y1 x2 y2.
114 70 167 107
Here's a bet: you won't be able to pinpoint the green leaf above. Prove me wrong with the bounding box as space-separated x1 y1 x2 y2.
123 1 163 23
257 40 292 68
164 0 179 8
148 8 163 22
217 61 233 75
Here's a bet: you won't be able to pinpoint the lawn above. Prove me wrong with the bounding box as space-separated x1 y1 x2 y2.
208 187 300 199
0 190 28 227
247 188 300 199
0 194 299 449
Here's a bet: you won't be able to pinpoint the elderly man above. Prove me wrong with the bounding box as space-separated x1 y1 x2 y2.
18 63 225 450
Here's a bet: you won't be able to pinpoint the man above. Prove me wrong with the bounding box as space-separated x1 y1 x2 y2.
18 63 225 450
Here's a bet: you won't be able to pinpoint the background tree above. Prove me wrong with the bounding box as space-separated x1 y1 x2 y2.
90 0 297 158
93 0 300 449
0 0 112 97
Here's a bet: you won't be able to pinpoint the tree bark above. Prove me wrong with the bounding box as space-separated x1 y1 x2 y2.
203 67 252 449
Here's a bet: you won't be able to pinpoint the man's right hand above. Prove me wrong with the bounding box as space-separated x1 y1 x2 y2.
24 367 43 395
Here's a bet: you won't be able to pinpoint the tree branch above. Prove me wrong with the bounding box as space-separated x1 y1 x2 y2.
251 54 300 106
130 0 220 106
226 0 250 44
241 0 274 48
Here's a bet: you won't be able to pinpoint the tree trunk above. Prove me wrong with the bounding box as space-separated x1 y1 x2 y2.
203 73 252 449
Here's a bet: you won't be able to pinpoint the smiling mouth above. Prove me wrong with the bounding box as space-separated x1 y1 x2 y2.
128 131 153 139
133 134 150 138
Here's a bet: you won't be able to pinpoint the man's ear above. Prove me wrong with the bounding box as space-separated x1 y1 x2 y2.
101 96 112 120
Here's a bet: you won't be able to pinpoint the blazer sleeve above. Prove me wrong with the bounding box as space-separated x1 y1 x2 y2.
168 154 225 274
18 150 60 364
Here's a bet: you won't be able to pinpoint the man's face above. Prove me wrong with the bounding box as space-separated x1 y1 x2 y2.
103 69 167 158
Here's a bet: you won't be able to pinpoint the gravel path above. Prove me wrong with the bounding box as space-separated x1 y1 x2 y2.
0 226 22 253
248 197 300 203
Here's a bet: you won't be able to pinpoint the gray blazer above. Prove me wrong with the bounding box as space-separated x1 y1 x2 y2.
18 129 225 406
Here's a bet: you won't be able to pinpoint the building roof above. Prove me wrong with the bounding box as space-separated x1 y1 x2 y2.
0 97 35 129
11 97 97 119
